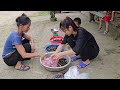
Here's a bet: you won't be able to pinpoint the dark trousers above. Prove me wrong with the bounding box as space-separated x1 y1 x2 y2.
67 37 99 61
3 39 31 66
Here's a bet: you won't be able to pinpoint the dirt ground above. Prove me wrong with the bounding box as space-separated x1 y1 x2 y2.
0 11 120 79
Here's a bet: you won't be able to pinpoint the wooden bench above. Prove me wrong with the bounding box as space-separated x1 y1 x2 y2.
89 11 120 40
89 11 105 22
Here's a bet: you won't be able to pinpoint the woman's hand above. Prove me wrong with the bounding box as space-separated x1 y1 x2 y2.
50 52 58 59
50 52 63 60
40 54 46 60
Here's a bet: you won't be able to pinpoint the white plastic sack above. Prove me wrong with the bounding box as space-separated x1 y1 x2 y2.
64 66 89 79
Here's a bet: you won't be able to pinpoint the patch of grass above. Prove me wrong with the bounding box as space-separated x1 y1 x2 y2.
39 11 49 16
29 11 49 17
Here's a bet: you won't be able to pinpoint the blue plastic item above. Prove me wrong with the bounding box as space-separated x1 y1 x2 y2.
44 44 64 53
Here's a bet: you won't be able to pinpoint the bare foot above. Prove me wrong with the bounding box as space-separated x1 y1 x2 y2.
83 59 91 65
15 61 22 69
97 27 102 31
104 30 109 35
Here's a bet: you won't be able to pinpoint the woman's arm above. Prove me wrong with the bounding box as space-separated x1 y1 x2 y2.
52 49 76 59
50 44 65 58
23 33 34 43
59 49 75 57
15 44 40 58
23 34 35 52
55 44 65 53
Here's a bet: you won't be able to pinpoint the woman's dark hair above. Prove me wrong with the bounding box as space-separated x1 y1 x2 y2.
16 13 31 27
74 17 81 25
60 16 78 31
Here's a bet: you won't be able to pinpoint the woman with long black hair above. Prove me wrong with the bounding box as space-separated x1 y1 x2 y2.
51 17 100 68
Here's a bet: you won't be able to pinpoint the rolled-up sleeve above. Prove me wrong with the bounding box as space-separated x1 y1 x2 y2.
61 35 68 44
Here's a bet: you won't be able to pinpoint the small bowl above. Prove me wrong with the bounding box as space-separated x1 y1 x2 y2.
40 52 71 72
44 44 64 53
50 36 64 44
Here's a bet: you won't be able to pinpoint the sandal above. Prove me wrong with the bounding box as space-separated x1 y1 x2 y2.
97 27 102 31
77 61 89 68
51 73 64 79
71 55 81 62
104 30 109 35
16 64 30 71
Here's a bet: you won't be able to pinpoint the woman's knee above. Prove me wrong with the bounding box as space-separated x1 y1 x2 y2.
23 43 31 53
22 39 30 44
67 38 75 48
